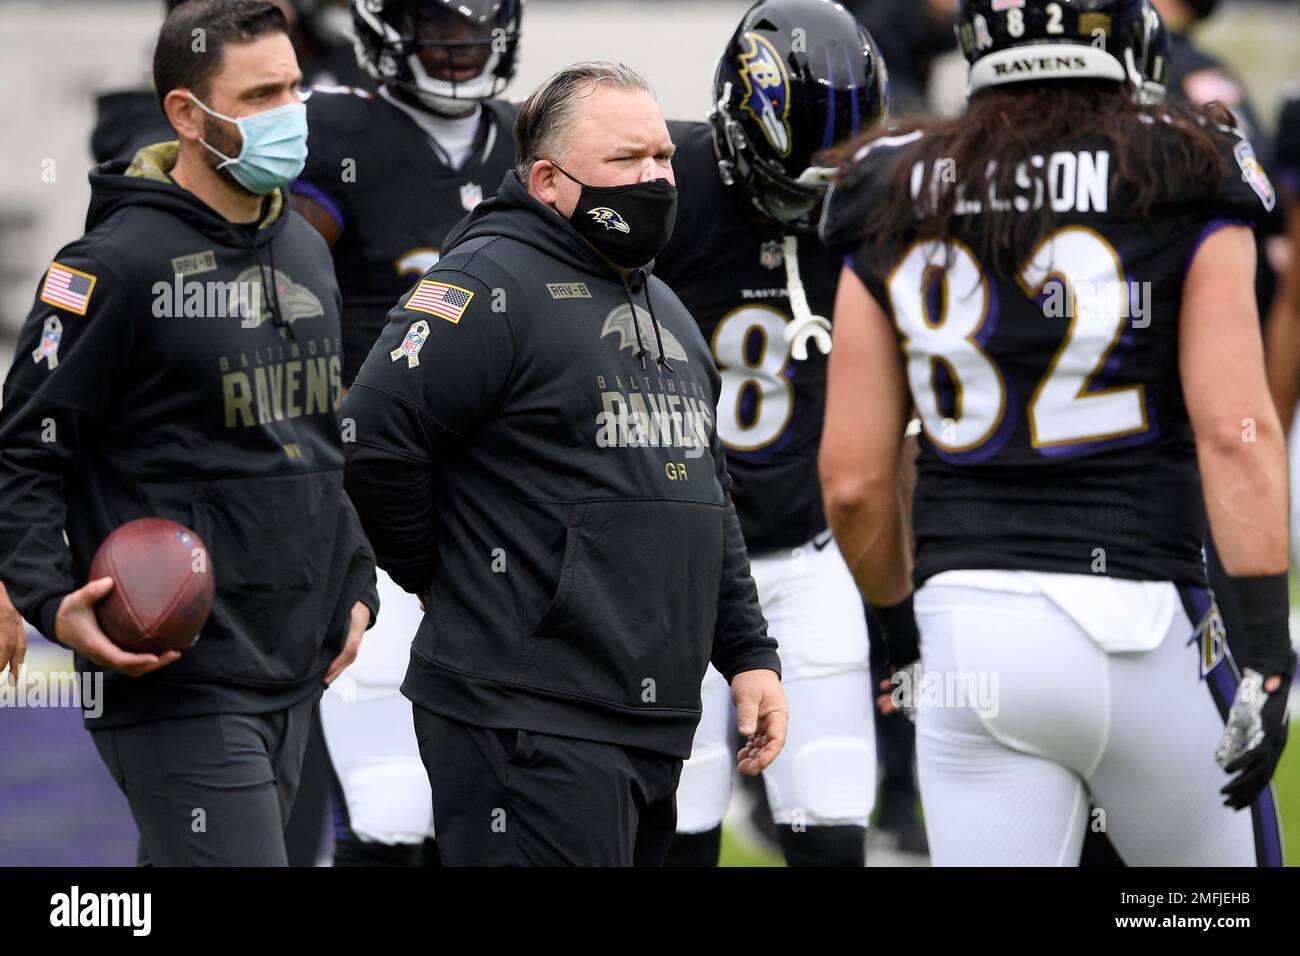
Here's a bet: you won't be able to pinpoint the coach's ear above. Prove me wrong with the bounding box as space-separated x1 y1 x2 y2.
162 88 205 144
529 159 565 214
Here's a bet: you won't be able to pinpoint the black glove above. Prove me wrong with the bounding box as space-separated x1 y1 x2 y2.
873 593 920 670
1215 572 1295 810
1216 668 1292 810
873 594 921 722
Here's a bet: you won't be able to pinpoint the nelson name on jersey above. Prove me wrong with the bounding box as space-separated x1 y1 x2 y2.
911 147 1111 215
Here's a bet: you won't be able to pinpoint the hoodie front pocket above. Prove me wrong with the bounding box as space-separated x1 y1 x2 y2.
187 472 335 682
522 499 723 711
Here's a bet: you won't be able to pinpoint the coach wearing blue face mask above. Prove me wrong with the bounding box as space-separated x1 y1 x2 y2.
0 0 378 866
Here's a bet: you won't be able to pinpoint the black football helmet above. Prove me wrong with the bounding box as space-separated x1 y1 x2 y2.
956 0 1168 103
351 0 523 114
710 0 889 234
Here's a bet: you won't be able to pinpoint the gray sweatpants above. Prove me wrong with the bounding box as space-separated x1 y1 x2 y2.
90 693 319 866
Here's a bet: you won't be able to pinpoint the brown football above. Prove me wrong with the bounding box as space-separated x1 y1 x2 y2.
87 517 215 653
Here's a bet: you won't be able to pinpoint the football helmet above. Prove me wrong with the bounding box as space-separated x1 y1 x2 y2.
955 0 1169 103
710 0 889 235
351 0 523 114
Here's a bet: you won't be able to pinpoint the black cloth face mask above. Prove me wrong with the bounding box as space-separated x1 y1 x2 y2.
551 163 679 269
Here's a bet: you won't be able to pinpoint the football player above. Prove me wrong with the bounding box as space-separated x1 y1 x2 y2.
655 0 888 867
290 0 523 867
820 0 1290 865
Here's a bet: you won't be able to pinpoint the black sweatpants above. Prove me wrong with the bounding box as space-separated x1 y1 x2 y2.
413 706 683 866
90 692 319 866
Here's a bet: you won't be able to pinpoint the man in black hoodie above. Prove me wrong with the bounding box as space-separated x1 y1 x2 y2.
0 0 377 866
342 61 788 866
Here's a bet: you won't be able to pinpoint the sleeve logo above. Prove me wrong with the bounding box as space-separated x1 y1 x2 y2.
1233 140 1276 212
31 315 64 370
391 319 430 368
406 279 474 323
40 262 97 315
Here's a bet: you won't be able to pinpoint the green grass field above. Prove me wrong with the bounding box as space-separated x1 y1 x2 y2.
1277 571 1300 865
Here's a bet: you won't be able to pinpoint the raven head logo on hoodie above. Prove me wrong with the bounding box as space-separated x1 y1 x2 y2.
228 265 325 327
600 303 689 364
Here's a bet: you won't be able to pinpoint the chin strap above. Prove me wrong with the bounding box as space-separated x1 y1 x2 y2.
781 234 832 361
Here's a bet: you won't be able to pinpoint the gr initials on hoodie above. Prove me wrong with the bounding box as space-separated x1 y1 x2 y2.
343 170 780 759
0 142 378 727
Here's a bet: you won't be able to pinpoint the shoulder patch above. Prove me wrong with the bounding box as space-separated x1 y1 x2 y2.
40 261 97 315
1233 139 1276 212
406 279 475 323
391 319 430 368
31 315 64 369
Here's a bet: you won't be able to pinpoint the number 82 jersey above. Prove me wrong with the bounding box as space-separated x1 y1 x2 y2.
656 121 844 554
820 120 1275 587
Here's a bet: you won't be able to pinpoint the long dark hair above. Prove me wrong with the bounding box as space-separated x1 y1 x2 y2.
828 80 1237 277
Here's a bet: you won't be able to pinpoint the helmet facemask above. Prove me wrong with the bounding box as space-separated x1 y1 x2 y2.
710 83 832 235
352 0 521 115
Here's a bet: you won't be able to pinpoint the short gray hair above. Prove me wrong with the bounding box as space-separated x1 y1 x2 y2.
513 61 655 184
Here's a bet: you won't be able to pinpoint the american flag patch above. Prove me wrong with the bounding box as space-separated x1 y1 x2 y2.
991 0 1024 9
40 262 97 315
406 280 474 323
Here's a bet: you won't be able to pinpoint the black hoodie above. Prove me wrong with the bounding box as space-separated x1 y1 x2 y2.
343 171 780 758
0 143 378 728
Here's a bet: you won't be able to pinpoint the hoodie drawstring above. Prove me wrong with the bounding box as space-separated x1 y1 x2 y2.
240 216 290 337
619 271 650 370
637 269 674 373
621 268 674 373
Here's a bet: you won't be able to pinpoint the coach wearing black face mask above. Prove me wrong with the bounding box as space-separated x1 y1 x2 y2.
342 61 787 867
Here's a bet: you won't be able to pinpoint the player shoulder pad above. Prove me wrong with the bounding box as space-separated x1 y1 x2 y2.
818 129 923 254
305 85 379 139
482 97 520 127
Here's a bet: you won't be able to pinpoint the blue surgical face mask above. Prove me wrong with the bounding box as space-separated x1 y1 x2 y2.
188 93 309 195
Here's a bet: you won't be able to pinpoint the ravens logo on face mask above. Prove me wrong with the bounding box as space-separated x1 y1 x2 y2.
587 207 631 233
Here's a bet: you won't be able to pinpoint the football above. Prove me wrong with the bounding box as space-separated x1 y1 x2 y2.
86 517 214 653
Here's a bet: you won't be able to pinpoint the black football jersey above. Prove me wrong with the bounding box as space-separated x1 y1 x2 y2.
293 87 518 385
820 119 1275 587
656 120 842 554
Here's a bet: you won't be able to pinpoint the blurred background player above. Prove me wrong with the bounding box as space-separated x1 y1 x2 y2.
92 1 369 166
291 0 524 866
846 0 961 116
656 0 888 867
1151 0 1261 140
821 0 1290 865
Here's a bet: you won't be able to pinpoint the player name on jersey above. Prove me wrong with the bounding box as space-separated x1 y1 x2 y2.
912 149 1110 215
